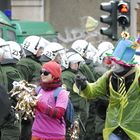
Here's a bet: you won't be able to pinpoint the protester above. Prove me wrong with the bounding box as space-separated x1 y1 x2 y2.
74 32 140 140
32 61 69 140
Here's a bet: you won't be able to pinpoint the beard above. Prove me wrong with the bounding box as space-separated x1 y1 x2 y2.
111 61 133 76
111 62 125 73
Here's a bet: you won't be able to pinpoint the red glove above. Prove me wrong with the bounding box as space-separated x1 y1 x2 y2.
36 100 65 119
37 100 49 114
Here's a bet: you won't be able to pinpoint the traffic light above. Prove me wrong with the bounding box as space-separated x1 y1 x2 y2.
100 1 118 40
117 0 130 29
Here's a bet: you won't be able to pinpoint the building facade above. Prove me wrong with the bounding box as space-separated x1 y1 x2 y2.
11 0 140 44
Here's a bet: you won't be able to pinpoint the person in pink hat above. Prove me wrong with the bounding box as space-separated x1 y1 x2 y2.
74 32 140 140
31 61 69 140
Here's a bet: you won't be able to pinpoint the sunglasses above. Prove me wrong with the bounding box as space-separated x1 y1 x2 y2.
40 70 50 76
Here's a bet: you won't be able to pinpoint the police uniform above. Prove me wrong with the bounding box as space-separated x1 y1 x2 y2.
16 56 42 86
82 61 109 140
0 60 23 140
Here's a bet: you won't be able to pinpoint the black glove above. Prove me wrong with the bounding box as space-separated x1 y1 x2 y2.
75 74 87 90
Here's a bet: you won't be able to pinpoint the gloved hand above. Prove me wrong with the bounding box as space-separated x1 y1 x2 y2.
36 100 49 114
75 74 87 90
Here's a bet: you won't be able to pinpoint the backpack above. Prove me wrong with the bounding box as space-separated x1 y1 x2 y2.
54 87 74 127
36 86 74 127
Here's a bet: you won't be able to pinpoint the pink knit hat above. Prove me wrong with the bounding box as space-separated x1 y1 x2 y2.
42 61 62 78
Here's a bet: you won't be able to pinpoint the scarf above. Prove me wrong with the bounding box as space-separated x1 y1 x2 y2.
40 78 62 91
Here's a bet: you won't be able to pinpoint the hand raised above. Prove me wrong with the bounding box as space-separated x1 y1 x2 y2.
75 74 87 90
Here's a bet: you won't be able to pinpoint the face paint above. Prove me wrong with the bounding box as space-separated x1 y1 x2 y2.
103 57 112 65
111 61 125 73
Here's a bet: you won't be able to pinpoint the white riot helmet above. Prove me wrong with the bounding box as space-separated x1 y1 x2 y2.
0 38 6 59
0 41 23 60
22 36 50 55
64 51 85 69
6 41 23 60
97 41 114 64
71 39 98 61
0 38 20 61
41 42 66 64
43 42 64 59
0 38 6 45
0 45 13 60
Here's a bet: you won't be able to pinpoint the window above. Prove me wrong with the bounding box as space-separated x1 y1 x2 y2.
7 30 16 41
0 28 3 38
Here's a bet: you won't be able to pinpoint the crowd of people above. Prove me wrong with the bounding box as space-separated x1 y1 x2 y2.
0 31 140 140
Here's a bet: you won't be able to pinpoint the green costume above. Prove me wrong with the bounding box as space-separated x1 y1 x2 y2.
78 66 140 140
